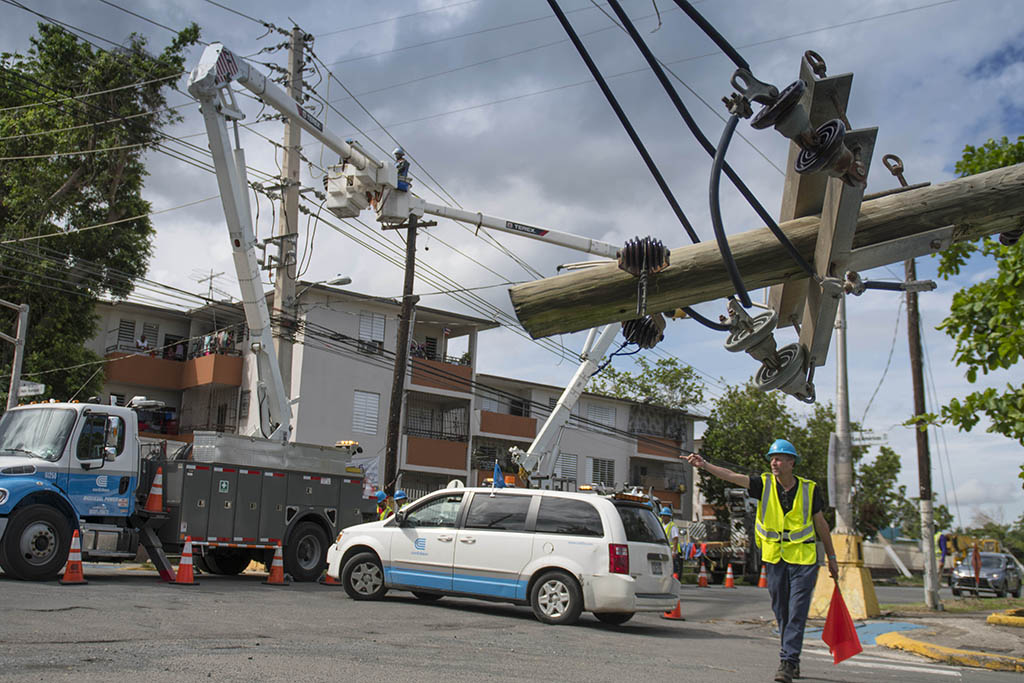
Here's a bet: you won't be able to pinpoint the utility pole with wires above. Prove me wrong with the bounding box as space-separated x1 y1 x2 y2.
884 155 942 611
271 25 308 395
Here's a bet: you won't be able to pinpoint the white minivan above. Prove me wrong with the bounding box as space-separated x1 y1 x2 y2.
325 486 677 625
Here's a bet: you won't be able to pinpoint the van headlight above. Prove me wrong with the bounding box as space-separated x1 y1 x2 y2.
0 489 8 505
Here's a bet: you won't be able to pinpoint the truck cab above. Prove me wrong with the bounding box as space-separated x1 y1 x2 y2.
0 401 141 580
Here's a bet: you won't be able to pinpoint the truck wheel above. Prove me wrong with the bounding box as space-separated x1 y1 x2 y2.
1012 582 1021 599
284 522 328 582
342 552 387 600
2 505 71 581
594 612 634 625
204 548 252 575
951 586 961 597
530 570 583 625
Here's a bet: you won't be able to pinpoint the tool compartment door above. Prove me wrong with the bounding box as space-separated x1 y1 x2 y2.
179 464 213 542
234 468 263 541
208 466 239 540
258 471 287 543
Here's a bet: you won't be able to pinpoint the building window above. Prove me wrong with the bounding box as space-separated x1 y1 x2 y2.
353 390 380 435
117 320 136 348
423 336 438 361
480 395 502 413
554 452 578 481
587 402 616 429
359 312 385 355
510 397 529 417
142 322 160 347
588 456 615 486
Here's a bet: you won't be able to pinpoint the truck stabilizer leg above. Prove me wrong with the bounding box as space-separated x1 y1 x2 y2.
134 517 175 582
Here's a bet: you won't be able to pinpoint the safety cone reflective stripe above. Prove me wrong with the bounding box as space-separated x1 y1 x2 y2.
144 466 164 514
172 536 198 586
318 569 342 586
724 563 736 588
758 564 768 588
263 544 290 585
697 562 708 588
60 529 88 585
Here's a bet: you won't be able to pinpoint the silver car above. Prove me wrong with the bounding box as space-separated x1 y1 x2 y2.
950 552 1022 598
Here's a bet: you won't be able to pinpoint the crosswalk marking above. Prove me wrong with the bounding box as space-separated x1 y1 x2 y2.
802 647 962 677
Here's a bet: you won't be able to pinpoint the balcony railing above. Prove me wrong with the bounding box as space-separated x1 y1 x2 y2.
405 426 468 442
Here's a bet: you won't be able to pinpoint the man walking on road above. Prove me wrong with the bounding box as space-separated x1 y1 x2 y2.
685 439 839 683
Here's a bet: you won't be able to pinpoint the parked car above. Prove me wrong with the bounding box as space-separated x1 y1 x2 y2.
950 552 1022 598
325 486 677 625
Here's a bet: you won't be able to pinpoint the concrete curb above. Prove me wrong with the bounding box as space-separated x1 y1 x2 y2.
876 631 1024 673
986 609 1024 628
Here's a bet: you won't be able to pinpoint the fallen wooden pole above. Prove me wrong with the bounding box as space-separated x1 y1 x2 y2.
509 162 1024 338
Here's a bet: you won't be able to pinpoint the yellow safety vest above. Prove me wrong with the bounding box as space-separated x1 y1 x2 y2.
754 473 817 565
378 504 393 521
663 520 679 553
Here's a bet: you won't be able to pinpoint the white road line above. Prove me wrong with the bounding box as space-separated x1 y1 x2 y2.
802 648 962 677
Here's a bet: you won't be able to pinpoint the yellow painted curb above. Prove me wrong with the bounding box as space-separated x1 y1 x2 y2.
876 631 1024 673
986 609 1024 628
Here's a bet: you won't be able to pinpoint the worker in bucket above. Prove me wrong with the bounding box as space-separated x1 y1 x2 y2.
660 506 682 579
393 147 411 191
685 440 838 683
375 490 393 521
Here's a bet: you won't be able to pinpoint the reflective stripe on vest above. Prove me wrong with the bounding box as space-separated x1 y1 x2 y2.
754 473 816 565
663 521 679 552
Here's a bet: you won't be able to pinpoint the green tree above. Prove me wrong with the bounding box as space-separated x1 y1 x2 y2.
0 23 199 400
893 488 954 539
932 136 1024 444
588 356 704 411
852 446 903 537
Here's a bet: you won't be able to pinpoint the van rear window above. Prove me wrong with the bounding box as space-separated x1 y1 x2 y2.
615 504 668 544
535 498 603 537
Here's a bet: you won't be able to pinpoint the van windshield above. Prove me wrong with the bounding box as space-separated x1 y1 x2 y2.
0 407 77 462
615 504 668 544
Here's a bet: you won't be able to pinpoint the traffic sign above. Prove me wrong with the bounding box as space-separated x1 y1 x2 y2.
18 381 45 397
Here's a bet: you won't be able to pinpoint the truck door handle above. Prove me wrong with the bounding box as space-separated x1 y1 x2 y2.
437 535 453 542
459 537 475 544
119 476 130 495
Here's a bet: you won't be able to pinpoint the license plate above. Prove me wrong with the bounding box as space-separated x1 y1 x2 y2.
651 561 662 575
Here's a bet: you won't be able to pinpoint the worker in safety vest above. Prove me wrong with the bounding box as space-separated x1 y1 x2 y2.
935 529 948 574
660 506 682 578
375 490 393 521
684 440 838 683
394 489 410 512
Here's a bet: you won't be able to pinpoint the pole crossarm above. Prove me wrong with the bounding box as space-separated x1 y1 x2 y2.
509 162 1024 338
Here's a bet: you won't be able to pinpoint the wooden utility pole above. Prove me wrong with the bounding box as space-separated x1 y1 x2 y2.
906 255 940 610
383 216 420 496
508 162 1024 338
272 26 305 392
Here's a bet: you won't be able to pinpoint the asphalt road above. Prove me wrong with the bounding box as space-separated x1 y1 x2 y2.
0 566 1017 682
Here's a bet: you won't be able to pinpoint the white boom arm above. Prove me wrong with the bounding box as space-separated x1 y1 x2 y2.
510 324 620 485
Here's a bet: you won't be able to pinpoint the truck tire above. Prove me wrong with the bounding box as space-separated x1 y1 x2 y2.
204 548 252 575
530 570 583 625
284 522 328 582
2 504 71 581
342 551 387 600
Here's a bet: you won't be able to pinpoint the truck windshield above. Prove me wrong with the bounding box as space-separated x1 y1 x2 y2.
0 407 77 462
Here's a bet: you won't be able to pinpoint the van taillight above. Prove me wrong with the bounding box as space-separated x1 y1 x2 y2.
608 543 629 574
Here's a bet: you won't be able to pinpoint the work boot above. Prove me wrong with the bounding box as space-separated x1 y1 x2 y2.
773 661 795 683
793 662 800 679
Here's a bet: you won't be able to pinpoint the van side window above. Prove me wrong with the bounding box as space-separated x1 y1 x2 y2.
404 494 463 528
465 494 531 531
535 498 603 537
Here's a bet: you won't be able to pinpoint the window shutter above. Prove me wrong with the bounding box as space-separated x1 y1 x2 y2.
554 452 578 480
352 390 380 435
118 320 136 346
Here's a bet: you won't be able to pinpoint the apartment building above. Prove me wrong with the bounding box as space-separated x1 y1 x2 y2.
92 284 701 517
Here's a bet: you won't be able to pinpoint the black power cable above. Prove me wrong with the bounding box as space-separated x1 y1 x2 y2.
709 114 751 307
672 0 749 71
546 0 699 245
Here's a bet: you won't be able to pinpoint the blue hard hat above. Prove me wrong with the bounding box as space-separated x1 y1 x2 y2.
660 506 672 516
375 491 388 504
766 439 800 462
394 490 408 501
393 146 405 157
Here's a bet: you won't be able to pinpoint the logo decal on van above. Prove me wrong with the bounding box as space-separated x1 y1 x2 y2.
413 538 426 551
95 475 108 488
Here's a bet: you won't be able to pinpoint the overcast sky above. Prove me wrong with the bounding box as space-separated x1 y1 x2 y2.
3 0 1022 529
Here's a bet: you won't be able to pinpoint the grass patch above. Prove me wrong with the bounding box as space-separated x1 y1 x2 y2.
881 596 1024 614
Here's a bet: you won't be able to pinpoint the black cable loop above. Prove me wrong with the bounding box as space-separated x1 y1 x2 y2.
710 114 752 308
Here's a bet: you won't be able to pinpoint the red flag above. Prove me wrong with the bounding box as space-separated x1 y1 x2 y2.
821 583 863 664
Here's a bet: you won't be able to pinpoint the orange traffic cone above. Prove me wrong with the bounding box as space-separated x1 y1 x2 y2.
263 544 290 585
143 466 164 514
724 563 736 588
661 592 685 621
757 564 768 588
172 536 199 586
697 562 709 588
60 529 88 585
318 569 342 586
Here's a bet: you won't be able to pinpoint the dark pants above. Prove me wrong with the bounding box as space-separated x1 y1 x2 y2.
765 560 818 665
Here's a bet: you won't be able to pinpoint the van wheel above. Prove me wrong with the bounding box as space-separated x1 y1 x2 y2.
2 505 71 581
530 570 583 625
594 612 634 625
342 552 387 600
284 522 328 582
412 591 443 602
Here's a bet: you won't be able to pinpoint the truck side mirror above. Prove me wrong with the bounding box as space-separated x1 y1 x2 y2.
104 446 117 462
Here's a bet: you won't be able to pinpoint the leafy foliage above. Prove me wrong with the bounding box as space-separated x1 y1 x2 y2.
892 488 954 540
852 446 903 536
588 356 704 411
930 136 1024 444
0 23 199 399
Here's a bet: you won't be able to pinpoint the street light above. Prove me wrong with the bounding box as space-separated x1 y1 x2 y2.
292 275 352 303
